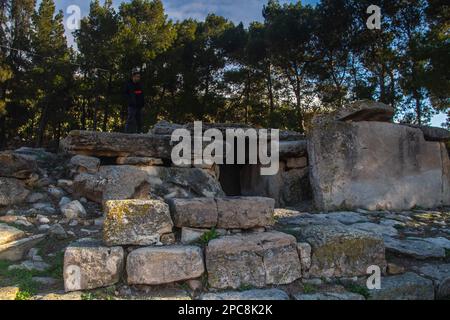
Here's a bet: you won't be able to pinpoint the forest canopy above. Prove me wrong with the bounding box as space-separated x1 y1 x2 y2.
0 0 448 148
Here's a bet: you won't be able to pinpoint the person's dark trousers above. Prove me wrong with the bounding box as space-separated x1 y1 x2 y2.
125 107 142 133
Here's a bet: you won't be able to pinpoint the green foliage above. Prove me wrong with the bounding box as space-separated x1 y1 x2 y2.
0 0 448 148
0 260 39 299
302 283 317 294
199 228 219 245
344 283 371 300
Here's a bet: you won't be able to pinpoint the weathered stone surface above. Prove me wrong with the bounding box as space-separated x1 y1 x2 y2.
0 151 38 179
206 231 301 289
181 227 209 244
240 163 310 207
216 197 275 229
335 100 394 122
61 130 173 158
405 125 450 142
64 240 124 292
73 165 224 204
0 234 46 261
414 264 450 299
69 155 100 174
320 211 370 225
279 140 308 158
0 177 30 206
61 200 87 220
201 289 290 301
351 222 399 238
384 237 446 260
0 286 20 300
297 242 312 274
369 272 434 300
103 200 173 246
127 246 204 285
116 157 164 166
290 224 386 278
0 224 25 246
170 198 218 228
309 121 450 211
294 292 365 300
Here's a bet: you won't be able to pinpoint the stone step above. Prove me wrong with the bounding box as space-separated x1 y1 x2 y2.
103 199 174 246
283 223 387 278
126 246 204 285
205 231 302 289
64 239 125 292
170 197 275 230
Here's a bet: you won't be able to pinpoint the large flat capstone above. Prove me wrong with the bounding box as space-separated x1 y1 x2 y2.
308 120 450 211
205 231 301 289
126 246 205 285
103 200 174 246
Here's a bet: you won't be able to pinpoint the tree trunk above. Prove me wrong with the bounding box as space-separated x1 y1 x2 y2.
266 64 275 126
102 73 113 132
36 105 49 147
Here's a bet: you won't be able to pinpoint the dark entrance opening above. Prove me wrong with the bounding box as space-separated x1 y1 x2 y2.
218 164 244 196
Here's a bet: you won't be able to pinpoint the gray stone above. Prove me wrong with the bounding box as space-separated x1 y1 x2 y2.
69 155 100 174
59 197 71 207
48 187 64 199
49 224 68 240
170 198 218 228
286 157 308 169
369 272 434 300
103 199 174 246
413 237 450 250
308 120 450 211
73 165 225 204
289 224 386 278
9 260 50 272
27 192 46 203
0 151 38 179
405 125 450 142
323 212 370 225
294 292 365 300
297 242 312 274
215 197 275 229
32 277 58 286
181 227 209 244
61 200 87 220
206 231 301 289
201 289 290 301
127 246 205 285
384 237 446 260
414 264 450 299
64 240 124 292
0 177 30 206
0 234 46 261
334 100 394 122
351 222 399 237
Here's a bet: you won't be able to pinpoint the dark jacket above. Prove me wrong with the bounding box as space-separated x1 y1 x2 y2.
125 80 145 109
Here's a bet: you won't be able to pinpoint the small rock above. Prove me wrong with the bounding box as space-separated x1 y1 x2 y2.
37 216 50 224
9 260 50 272
61 200 87 220
94 217 104 227
27 192 46 204
58 197 71 207
186 279 203 292
32 277 58 286
38 224 50 232
49 224 68 240
68 220 78 227
14 219 33 228
69 155 100 174
48 187 64 199
181 227 209 244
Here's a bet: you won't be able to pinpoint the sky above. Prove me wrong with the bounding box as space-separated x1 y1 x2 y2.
39 0 446 127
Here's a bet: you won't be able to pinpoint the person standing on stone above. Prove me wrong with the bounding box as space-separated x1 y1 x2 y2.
125 68 145 133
